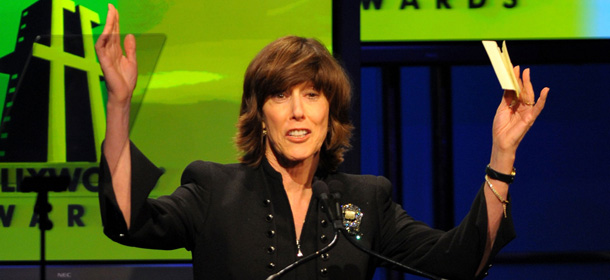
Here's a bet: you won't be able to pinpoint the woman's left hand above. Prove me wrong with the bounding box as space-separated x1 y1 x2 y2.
489 66 550 172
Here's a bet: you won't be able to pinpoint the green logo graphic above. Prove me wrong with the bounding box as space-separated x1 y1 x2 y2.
0 0 104 234
0 0 104 163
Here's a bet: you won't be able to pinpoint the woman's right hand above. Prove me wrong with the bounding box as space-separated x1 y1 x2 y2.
95 5 136 227
95 3 137 105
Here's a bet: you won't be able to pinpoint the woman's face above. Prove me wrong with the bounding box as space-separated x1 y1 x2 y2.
262 82 329 164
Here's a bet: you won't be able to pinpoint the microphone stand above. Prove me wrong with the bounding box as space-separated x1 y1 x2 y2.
267 181 446 280
339 230 446 280
265 233 339 280
21 175 70 280
266 181 341 280
322 189 447 280
266 190 341 280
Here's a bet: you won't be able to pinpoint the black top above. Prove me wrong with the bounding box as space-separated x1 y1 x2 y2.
99 142 515 280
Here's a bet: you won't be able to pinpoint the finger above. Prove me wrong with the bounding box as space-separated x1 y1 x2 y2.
109 5 122 55
112 5 120 35
124 34 137 64
102 4 115 36
501 66 516 105
510 65 524 103
95 4 115 49
100 5 118 52
532 87 550 116
513 65 520 79
522 68 535 104
115 3 121 35
513 65 522 87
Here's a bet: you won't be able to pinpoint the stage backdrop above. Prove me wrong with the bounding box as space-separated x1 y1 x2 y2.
0 0 331 261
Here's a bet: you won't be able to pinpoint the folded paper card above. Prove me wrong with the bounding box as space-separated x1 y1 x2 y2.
482 40 521 98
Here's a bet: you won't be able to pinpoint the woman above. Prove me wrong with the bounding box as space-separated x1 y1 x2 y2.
96 4 549 280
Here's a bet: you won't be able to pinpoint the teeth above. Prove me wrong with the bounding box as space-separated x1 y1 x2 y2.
288 130 308 137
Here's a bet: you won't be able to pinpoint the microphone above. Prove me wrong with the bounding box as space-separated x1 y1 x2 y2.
265 181 340 280
316 180 344 231
327 180 447 280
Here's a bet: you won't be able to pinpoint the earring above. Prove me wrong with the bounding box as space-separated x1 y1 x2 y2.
262 128 267 136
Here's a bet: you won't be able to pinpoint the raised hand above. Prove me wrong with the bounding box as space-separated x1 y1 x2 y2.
95 3 137 105
489 66 550 173
474 66 549 276
95 5 135 222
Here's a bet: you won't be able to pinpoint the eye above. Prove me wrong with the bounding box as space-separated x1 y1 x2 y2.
305 91 321 99
272 91 288 100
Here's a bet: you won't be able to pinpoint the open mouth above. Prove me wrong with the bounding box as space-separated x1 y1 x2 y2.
288 129 310 138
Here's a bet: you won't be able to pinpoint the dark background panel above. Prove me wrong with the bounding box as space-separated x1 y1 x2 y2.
452 64 610 253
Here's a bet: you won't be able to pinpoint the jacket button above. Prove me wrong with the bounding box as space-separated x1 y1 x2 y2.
320 219 328 228
265 214 274 222
488 264 493 268
266 230 276 238
320 268 328 277
320 234 328 243
267 263 275 270
266 246 276 254
321 253 329 261
263 199 271 207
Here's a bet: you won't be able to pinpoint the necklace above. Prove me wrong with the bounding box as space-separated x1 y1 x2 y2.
296 239 303 258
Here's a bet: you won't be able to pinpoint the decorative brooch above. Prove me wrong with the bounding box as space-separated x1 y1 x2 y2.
341 203 363 238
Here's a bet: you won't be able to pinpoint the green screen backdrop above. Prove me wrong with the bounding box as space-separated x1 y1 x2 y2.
0 0 331 261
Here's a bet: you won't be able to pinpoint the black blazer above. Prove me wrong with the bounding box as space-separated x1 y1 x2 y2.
99 142 515 280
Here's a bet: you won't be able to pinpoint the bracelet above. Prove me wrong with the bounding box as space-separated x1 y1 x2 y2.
484 175 509 218
485 164 516 184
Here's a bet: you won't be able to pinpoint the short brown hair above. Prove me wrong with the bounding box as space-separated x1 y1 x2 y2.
235 36 353 172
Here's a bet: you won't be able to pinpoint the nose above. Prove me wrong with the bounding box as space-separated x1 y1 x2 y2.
291 91 305 120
